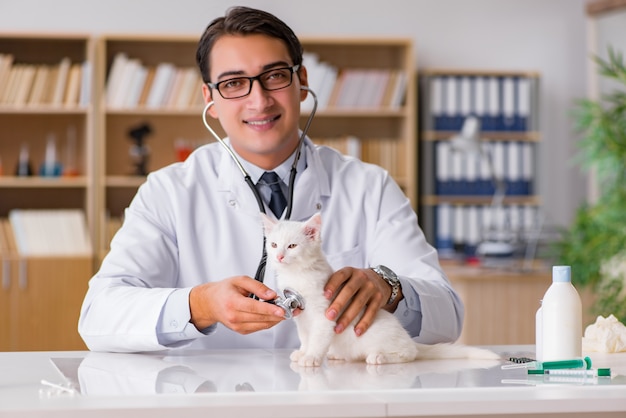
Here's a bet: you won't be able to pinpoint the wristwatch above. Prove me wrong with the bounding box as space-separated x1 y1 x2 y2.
371 265 400 306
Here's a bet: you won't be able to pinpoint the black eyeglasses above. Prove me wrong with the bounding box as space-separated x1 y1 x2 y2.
207 65 300 99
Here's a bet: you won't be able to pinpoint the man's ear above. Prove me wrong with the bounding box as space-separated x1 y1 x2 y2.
298 65 309 102
202 84 218 118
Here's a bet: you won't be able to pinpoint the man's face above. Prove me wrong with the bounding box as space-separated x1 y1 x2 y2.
203 34 308 170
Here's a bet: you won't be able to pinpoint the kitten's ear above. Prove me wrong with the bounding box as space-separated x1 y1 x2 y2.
260 213 276 234
304 213 322 241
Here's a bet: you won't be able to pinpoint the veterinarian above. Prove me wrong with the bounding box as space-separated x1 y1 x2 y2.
78 6 464 352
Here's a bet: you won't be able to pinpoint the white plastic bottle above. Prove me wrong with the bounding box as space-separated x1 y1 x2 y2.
541 265 582 361
535 302 543 362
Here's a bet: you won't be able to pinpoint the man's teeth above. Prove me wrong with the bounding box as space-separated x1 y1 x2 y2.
247 117 276 125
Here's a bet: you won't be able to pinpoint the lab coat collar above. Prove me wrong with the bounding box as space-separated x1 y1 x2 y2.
216 136 329 221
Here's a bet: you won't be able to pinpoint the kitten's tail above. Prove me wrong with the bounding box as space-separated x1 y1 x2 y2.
415 342 501 360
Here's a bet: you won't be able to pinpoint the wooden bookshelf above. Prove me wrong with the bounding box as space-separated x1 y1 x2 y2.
0 34 95 351
0 33 96 246
96 35 417 259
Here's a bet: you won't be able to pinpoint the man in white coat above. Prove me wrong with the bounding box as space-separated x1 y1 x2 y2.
78 6 464 352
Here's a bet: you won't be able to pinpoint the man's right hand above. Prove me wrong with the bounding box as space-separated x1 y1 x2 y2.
189 276 286 333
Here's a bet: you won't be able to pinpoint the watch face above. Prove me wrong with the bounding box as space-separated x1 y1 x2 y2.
378 265 397 281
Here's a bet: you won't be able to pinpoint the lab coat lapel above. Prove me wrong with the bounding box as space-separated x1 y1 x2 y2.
216 146 264 218
288 140 329 221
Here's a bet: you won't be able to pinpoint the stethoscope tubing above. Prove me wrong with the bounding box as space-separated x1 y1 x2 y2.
201 86 318 220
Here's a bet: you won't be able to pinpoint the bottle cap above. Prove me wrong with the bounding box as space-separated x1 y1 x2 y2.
598 368 611 377
552 265 571 283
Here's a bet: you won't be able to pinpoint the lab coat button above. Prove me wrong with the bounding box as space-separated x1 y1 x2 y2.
316 203 322 210
228 200 237 207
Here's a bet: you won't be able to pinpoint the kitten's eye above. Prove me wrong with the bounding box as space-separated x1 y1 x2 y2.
271 242 277 248
288 244 297 249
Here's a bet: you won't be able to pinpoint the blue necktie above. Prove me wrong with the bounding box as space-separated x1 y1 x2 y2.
261 171 287 217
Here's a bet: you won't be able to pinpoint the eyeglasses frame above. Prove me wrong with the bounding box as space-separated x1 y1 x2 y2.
207 64 301 99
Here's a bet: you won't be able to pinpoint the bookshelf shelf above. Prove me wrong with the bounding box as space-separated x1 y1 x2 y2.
0 106 89 114
0 176 89 188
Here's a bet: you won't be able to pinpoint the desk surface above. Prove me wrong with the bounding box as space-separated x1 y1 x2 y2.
1 345 625 418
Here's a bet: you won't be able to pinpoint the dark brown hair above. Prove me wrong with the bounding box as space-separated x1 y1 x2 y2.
196 6 303 84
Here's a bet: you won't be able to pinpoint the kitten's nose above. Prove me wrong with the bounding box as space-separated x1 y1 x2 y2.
277 254 284 262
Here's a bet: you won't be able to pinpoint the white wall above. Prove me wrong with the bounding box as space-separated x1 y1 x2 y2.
0 0 592 229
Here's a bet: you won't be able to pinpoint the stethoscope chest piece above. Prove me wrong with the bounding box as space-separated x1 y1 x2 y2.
274 287 305 319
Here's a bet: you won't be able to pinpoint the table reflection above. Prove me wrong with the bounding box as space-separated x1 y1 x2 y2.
50 349 507 396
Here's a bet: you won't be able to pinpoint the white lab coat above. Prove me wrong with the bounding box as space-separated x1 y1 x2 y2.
79 137 463 352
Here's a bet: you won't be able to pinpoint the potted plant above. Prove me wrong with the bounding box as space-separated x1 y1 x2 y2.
557 46 626 323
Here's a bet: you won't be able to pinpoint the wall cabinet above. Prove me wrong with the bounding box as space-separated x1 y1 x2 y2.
418 70 541 259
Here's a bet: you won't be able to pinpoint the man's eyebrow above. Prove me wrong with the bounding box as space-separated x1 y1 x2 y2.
215 61 291 81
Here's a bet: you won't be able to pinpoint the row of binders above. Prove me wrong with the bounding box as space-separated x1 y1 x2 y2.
434 203 540 257
106 52 204 109
435 140 535 196
301 52 408 111
0 54 91 107
8 209 92 256
425 74 538 132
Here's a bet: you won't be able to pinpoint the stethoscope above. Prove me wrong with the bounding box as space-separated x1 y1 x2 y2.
201 86 317 220
201 85 318 314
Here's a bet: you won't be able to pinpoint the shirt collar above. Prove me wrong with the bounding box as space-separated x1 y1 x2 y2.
232 136 308 185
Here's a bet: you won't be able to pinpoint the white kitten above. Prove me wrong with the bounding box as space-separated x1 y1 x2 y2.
261 213 500 367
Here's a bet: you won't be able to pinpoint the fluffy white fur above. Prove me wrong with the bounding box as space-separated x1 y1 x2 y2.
261 213 500 367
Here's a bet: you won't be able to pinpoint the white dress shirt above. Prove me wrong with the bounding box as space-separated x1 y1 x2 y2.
78 137 463 352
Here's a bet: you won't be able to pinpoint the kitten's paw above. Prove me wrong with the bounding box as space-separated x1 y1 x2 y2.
298 354 323 367
290 350 305 362
365 353 389 365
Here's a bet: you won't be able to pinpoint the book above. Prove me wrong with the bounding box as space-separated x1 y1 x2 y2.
173 67 200 109
2 64 22 104
124 62 148 108
0 54 15 101
389 70 407 109
146 62 176 108
51 57 71 106
63 63 82 106
13 64 36 106
137 66 156 107
8 209 92 256
27 65 50 105
105 53 128 107
79 60 92 107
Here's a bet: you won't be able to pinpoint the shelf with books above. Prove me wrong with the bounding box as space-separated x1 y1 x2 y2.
300 37 416 205
0 33 96 252
96 35 211 258
418 69 541 259
97 36 417 259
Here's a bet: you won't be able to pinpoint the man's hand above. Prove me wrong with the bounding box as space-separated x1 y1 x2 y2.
323 267 403 337
189 276 286 334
